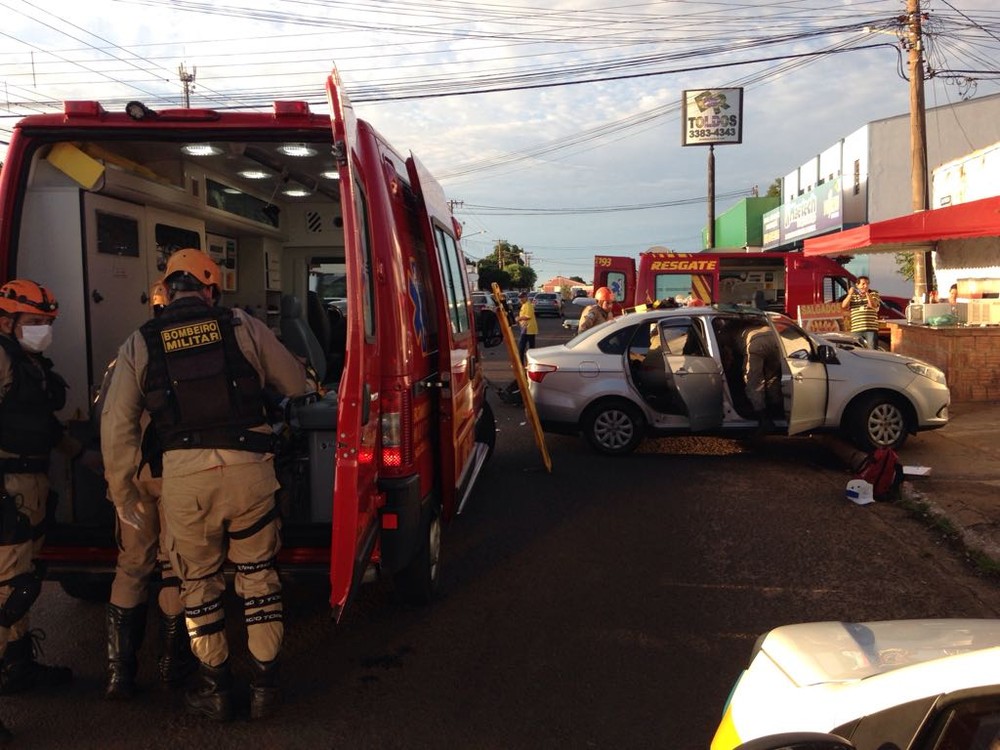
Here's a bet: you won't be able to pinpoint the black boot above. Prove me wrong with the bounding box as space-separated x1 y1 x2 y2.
105 603 147 700
0 717 11 745
248 656 281 720
184 661 233 721
753 411 775 437
158 612 196 686
0 630 72 694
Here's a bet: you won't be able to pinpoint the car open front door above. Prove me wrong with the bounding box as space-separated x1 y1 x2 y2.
326 69 382 619
406 154 484 519
771 318 827 435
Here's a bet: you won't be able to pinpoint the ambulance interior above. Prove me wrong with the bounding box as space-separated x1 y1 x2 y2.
13 133 348 542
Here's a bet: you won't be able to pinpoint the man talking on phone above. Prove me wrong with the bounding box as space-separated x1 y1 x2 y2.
841 275 881 349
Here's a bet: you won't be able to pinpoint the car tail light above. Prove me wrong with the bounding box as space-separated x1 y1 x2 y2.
380 388 413 469
526 364 557 383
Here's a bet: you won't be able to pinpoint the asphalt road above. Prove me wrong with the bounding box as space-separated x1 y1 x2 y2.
13 313 1000 749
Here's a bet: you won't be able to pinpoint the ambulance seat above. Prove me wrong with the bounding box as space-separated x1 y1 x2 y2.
280 294 328 384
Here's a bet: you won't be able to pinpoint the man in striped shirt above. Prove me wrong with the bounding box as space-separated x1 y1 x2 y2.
841 275 881 349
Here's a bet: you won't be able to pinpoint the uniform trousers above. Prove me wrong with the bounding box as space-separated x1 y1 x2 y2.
0 472 48 656
161 460 283 667
110 474 181 615
744 332 783 414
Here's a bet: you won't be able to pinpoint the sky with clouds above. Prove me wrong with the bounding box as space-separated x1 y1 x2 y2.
2 0 999 286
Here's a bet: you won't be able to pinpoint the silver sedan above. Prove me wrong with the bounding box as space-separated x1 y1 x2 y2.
525 306 950 455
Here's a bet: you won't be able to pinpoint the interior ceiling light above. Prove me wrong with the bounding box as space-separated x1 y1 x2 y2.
277 143 317 157
181 143 223 157
319 170 341 180
238 169 270 180
282 187 311 198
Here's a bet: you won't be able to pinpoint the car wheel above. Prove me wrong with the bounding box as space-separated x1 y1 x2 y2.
582 399 645 455
59 576 112 602
848 393 910 452
393 503 441 605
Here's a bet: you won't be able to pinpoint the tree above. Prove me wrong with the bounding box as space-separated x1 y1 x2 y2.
477 240 536 290
765 178 781 198
507 263 536 290
568 275 585 283
895 252 915 282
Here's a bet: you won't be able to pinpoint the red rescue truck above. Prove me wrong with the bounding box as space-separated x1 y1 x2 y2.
594 250 907 331
0 69 497 615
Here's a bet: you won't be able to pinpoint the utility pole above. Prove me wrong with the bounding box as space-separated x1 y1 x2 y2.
707 145 716 249
178 63 197 108
907 0 932 300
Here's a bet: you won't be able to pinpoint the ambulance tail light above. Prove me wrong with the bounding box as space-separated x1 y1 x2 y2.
380 388 413 469
526 363 557 383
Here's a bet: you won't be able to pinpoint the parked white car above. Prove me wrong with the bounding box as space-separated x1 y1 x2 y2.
524 306 949 454
712 619 1000 750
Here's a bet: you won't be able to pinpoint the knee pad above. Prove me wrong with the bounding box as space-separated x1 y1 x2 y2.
0 572 42 629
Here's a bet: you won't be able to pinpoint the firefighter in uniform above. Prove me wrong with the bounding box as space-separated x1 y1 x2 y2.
100 278 195 700
0 279 74 738
101 250 307 721
578 286 615 333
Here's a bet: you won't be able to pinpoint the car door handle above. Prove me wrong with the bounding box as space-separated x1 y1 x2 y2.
793 374 804 381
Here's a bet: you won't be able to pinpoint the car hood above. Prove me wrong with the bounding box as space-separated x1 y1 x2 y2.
835 347 927 367
761 619 1000 687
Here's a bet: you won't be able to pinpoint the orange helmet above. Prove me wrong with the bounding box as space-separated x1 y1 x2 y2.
149 278 168 309
164 249 221 294
594 287 614 302
0 279 59 318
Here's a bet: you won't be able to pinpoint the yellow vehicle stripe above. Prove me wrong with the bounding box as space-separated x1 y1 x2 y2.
692 275 713 303
710 706 741 750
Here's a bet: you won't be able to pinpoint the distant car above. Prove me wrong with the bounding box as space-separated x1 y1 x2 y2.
524 306 949 455
533 292 563 317
712 619 1000 750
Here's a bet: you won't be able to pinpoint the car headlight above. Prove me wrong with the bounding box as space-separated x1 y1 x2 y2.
906 361 946 385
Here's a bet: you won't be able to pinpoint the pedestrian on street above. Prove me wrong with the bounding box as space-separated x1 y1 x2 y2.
98 278 195 701
841 275 881 349
101 249 308 722
0 279 75 741
517 292 538 365
578 287 615 333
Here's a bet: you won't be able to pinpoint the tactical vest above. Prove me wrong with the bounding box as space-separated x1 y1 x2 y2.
0 334 67 457
140 299 272 454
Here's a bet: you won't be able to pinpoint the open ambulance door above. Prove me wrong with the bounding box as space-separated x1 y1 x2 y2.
406 154 486 520
326 69 382 619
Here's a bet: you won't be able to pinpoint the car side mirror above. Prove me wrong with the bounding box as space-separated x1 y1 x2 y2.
735 731 856 750
816 344 839 364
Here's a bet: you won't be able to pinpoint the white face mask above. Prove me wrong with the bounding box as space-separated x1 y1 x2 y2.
17 324 53 353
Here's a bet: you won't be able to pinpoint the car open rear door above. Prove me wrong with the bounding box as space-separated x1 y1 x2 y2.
658 317 724 431
326 68 382 619
406 154 486 519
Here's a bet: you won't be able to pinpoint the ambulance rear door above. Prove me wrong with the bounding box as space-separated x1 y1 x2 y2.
326 69 382 618
406 154 481 520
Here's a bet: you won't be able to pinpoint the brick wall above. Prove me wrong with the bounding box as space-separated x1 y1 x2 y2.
888 323 1000 402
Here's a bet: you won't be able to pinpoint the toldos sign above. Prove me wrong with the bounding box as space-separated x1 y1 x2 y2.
682 88 744 146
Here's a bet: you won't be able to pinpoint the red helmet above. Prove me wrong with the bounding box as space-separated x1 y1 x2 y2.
0 279 59 318
594 287 614 302
164 249 221 294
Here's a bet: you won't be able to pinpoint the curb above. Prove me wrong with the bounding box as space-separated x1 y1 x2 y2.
900 480 1000 576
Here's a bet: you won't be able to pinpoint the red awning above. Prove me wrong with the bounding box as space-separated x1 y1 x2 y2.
803 195 1000 256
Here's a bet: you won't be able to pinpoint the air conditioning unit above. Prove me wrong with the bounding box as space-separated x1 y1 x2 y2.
967 299 1000 325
